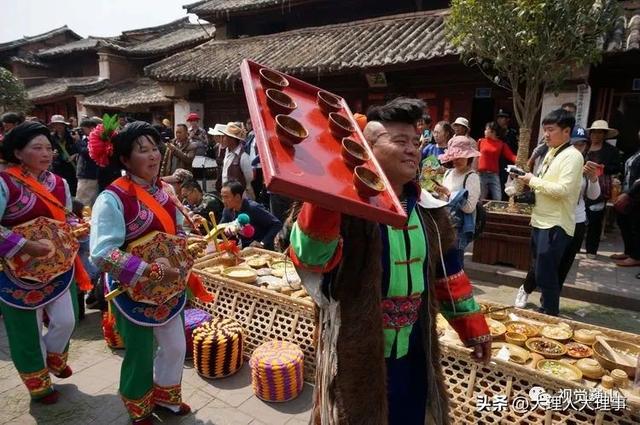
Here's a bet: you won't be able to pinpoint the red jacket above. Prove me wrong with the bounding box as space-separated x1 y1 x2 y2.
478 137 517 173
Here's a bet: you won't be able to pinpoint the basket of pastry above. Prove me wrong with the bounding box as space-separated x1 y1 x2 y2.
191 247 317 382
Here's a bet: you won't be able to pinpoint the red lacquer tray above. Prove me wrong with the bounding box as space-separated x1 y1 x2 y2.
240 59 407 227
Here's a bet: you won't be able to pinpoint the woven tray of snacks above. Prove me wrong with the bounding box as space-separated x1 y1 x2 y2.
192 248 316 382
437 301 640 423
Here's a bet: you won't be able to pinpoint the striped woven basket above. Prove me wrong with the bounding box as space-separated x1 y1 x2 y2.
184 308 212 359
249 340 304 402
193 317 244 379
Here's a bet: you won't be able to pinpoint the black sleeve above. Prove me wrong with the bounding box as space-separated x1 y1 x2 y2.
628 179 640 200
251 203 283 249
603 144 622 175
220 208 233 224
77 138 89 154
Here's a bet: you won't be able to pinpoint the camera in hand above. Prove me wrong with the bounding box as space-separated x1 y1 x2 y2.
506 165 526 176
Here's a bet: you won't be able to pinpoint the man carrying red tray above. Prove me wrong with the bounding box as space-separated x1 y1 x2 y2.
288 98 490 425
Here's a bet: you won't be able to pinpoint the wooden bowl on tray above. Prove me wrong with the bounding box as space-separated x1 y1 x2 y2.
259 68 289 90
505 321 539 338
565 341 593 359
573 328 601 345
525 337 567 359
536 359 583 381
247 257 269 269
575 358 605 380
275 115 308 147
540 324 573 342
222 266 258 284
265 89 297 116
328 112 355 139
353 166 385 198
491 342 530 365
592 339 640 378
489 309 509 321
316 91 343 115
487 318 507 339
505 331 527 346
341 138 370 169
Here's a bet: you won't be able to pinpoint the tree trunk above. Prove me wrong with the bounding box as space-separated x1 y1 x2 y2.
515 127 532 168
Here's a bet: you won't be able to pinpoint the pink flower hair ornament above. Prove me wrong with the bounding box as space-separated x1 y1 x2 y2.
88 114 119 167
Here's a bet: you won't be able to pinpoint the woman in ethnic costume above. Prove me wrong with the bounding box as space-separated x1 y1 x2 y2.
89 122 194 425
0 122 91 404
288 99 491 424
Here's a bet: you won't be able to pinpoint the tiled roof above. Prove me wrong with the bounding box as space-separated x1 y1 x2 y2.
9 55 50 68
125 24 214 56
0 25 81 53
122 17 190 37
82 78 171 108
27 77 109 102
185 0 319 17
36 23 214 58
38 37 121 58
146 10 453 84
605 4 640 53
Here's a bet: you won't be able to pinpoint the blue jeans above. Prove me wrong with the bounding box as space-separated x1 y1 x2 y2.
479 172 501 201
455 229 473 267
530 226 571 316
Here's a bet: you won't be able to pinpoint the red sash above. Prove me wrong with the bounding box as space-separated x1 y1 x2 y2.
111 177 212 302
5 167 92 291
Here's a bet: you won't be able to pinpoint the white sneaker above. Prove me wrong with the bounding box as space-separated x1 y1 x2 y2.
514 285 529 308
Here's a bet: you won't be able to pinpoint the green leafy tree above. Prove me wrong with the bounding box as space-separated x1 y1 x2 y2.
0 67 31 114
447 0 619 166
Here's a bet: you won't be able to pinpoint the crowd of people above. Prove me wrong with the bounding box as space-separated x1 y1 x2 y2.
0 95 638 424
0 112 286 424
417 103 640 316
0 99 492 425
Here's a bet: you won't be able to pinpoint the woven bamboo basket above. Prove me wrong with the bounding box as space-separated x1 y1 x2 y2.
480 301 640 345
441 300 640 423
440 343 639 424
192 248 316 382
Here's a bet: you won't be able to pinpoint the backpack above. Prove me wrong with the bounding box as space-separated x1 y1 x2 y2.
463 171 486 240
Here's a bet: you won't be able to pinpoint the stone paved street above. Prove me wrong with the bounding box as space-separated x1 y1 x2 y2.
465 229 640 312
3 280 640 424
0 310 312 425
1 227 639 425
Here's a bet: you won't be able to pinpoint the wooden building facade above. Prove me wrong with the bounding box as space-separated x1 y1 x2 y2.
2 18 215 124
148 3 513 139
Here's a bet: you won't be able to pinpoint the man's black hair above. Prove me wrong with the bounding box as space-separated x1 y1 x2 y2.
79 118 98 128
222 180 245 196
366 97 426 126
541 108 576 131
181 179 203 192
176 123 188 131
1 112 24 125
